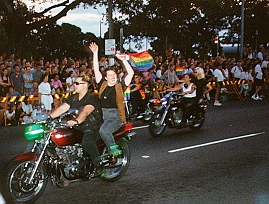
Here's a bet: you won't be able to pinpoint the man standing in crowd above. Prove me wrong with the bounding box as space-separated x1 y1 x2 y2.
33 62 44 83
252 59 263 100
213 62 224 106
10 64 24 95
231 61 243 80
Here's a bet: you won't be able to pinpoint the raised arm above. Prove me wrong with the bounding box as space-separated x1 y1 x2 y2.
88 42 102 83
116 54 134 86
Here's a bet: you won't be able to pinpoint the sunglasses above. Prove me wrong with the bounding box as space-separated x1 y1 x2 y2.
74 82 87 85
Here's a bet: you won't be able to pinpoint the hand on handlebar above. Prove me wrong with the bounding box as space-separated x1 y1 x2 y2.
67 120 77 127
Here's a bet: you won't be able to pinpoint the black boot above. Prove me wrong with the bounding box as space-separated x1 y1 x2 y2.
92 163 107 178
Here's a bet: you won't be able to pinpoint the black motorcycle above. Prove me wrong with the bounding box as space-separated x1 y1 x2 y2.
137 98 161 122
149 91 207 137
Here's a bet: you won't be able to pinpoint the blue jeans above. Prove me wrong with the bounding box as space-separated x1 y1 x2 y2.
100 108 123 147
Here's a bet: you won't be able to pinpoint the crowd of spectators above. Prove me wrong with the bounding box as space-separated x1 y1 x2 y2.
0 46 269 126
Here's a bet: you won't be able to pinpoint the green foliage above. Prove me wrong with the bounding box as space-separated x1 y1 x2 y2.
1 0 269 60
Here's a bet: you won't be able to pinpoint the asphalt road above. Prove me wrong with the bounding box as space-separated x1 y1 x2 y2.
1 97 269 204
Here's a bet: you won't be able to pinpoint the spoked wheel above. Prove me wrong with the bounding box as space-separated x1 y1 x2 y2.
189 111 205 130
3 160 48 203
149 113 166 137
101 139 130 182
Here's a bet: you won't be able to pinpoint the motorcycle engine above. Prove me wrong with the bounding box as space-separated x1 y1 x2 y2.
172 108 183 124
55 144 85 178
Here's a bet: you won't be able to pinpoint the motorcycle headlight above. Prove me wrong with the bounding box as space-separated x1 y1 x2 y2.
24 124 45 141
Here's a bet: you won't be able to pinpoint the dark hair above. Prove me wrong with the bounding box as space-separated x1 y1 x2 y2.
68 71 74 77
104 67 118 76
41 73 49 82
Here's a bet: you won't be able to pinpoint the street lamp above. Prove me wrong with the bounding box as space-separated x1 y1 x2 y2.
94 6 103 38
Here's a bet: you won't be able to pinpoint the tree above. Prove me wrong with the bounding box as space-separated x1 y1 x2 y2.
0 0 96 55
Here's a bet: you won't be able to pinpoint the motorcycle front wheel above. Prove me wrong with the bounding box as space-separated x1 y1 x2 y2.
101 139 130 182
3 160 48 203
149 113 166 137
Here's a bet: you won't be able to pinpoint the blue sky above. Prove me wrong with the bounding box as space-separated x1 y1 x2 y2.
23 0 151 51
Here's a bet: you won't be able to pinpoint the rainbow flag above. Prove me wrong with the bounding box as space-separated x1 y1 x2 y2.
124 86 131 101
128 50 154 71
176 66 184 74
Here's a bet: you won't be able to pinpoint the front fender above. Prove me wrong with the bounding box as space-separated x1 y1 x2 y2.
13 152 39 162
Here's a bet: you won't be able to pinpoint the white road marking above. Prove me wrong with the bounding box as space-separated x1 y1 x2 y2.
168 132 266 153
132 125 149 130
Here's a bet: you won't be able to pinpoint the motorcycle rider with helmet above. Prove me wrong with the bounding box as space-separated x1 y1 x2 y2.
49 73 105 177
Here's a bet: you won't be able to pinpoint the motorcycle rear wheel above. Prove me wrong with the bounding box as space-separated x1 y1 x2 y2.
149 113 166 137
3 160 48 203
101 139 130 182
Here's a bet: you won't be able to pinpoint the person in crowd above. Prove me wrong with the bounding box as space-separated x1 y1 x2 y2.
130 72 145 116
251 59 263 100
231 61 243 80
141 70 154 100
23 65 33 96
261 55 269 74
38 73 53 113
257 48 264 60
239 66 253 98
192 67 213 103
50 73 105 177
0 68 11 97
51 74 64 94
10 64 24 95
15 102 26 124
60 66 69 90
89 42 134 157
7 86 21 97
148 66 157 81
179 74 197 127
213 62 225 106
164 63 179 87
98 55 108 69
5 103 16 126
29 81 39 96
22 101 33 116
66 71 75 92
51 97 61 112
32 62 44 83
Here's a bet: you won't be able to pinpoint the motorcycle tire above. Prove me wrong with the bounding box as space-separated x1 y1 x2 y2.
3 160 48 203
101 139 130 182
189 111 205 130
149 113 166 137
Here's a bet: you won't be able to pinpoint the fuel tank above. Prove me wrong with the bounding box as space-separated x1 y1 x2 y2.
51 127 84 146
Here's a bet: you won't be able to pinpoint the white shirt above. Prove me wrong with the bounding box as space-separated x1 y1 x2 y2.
261 60 269 69
5 110 15 120
214 69 224 82
254 64 263 80
66 77 75 92
240 71 253 81
22 102 33 115
222 68 229 78
231 66 242 78
182 83 196 98
257 52 263 60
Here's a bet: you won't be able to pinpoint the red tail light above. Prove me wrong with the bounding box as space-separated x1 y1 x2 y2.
124 122 133 132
